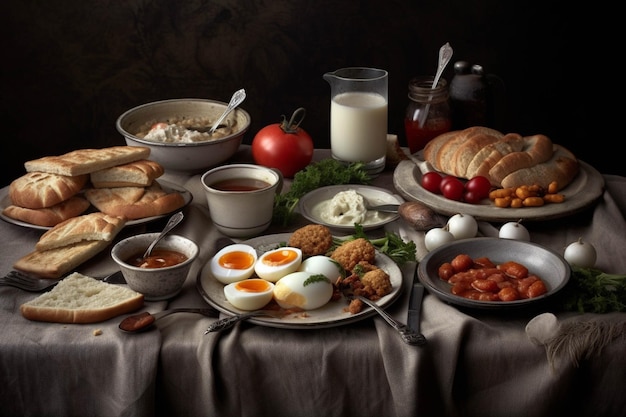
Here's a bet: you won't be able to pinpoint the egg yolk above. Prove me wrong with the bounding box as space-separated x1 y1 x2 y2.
261 249 299 266
234 279 272 293
219 251 255 270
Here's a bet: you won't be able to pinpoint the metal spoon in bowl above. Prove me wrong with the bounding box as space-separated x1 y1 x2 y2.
207 88 246 135
142 211 185 259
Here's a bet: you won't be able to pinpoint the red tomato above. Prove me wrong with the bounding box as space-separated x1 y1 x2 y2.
465 175 492 199
421 172 443 194
252 108 314 178
440 177 465 201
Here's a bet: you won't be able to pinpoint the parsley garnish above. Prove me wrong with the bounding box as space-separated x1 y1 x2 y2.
272 159 371 226
559 265 626 313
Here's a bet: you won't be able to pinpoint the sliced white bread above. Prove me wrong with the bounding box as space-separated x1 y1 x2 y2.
20 272 144 323
90 159 164 188
24 146 150 176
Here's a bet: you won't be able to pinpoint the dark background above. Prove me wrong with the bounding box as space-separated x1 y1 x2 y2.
2 0 621 187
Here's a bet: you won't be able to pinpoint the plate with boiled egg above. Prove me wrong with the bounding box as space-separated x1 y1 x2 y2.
196 233 404 329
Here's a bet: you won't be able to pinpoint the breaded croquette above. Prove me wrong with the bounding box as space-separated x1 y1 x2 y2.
359 268 392 299
288 224 333 256
330 238 376 272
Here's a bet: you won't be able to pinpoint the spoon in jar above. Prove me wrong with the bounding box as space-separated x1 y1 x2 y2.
207 88 246 135
417 42 453 127
142 211 184 259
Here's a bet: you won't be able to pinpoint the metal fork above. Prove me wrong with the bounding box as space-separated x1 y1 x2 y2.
0 270 127 292
0 271 60 292
352 295 427 346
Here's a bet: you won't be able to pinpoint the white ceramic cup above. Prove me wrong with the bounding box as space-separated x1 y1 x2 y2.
201 164 283 237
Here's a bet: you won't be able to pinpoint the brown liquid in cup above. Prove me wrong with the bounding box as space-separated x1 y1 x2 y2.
210 178 271 191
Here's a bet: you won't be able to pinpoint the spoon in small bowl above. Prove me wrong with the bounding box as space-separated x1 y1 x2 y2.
142 211 184 259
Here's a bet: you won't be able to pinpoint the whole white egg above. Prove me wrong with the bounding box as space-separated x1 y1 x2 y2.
298 255 343 282
255 247 303 282
273 271 333 310
223 278 275 310
210 244 258 285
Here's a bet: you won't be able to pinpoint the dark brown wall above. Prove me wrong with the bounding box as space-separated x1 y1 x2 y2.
2 0 621 187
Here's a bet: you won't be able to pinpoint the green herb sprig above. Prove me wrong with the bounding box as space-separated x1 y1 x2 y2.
331 224 417 266
272 159 371 227
560 265 626 313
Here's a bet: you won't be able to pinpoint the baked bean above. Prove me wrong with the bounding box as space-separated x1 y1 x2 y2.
474 257 496 268
451 281 472 295
494 197 512 208
543 193 565 204
451 254 473 273
489 188 514 199
547 181 559 194
471 279 499 293
499 261 529 279
522 196 545 207
510 198 524 208
438 262 455 281
527 280 547 298
498 287 520 301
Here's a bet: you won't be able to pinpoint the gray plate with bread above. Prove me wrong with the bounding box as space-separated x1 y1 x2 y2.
393 147 604 222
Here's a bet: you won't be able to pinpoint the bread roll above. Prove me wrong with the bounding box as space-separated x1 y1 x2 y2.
90 159 164 188
488 134 554 184
35 212 126 251
500 144 579 190
2 196 91 227
84 182 185 220
13 240 111 279
20 272 144 323
24 146 150 176
9 172 88 209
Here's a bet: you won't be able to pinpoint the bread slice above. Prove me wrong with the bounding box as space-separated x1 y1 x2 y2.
84 182 185 220
2 196 91 227
20 272 144 323
9 172 88 209
14 240 111 279
90 159 164 188
24 146 151 176
465 133 525 181
35 212 126 251
449 128 502 177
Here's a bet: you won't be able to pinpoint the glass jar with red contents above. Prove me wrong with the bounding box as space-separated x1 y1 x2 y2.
404 76 452 154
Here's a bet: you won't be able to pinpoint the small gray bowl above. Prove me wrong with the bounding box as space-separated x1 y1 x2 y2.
111 233 199 301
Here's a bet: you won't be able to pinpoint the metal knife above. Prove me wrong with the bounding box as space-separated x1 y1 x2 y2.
407 271 427 345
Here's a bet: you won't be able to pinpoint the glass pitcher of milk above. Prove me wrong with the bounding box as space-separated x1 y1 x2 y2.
323 67 388 176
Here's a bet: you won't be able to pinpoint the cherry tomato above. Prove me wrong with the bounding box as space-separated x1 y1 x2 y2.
463 190 483 204
465 176 492 199
440 177 465 201
252 108 314 178
421 172 443 194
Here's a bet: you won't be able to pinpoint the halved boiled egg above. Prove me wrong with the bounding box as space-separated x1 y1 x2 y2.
254 247 302 282
210 244 257 284
224 279 274 310
298 255 344 282
273 271 333 310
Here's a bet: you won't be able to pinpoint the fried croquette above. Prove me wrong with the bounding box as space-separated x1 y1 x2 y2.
359 268 392 299
288 224 333 256
330 238 376 272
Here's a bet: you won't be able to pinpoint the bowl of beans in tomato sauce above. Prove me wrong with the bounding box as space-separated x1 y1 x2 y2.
417 237 570 310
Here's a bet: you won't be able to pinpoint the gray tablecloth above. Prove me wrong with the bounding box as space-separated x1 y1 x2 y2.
1 148 625 417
